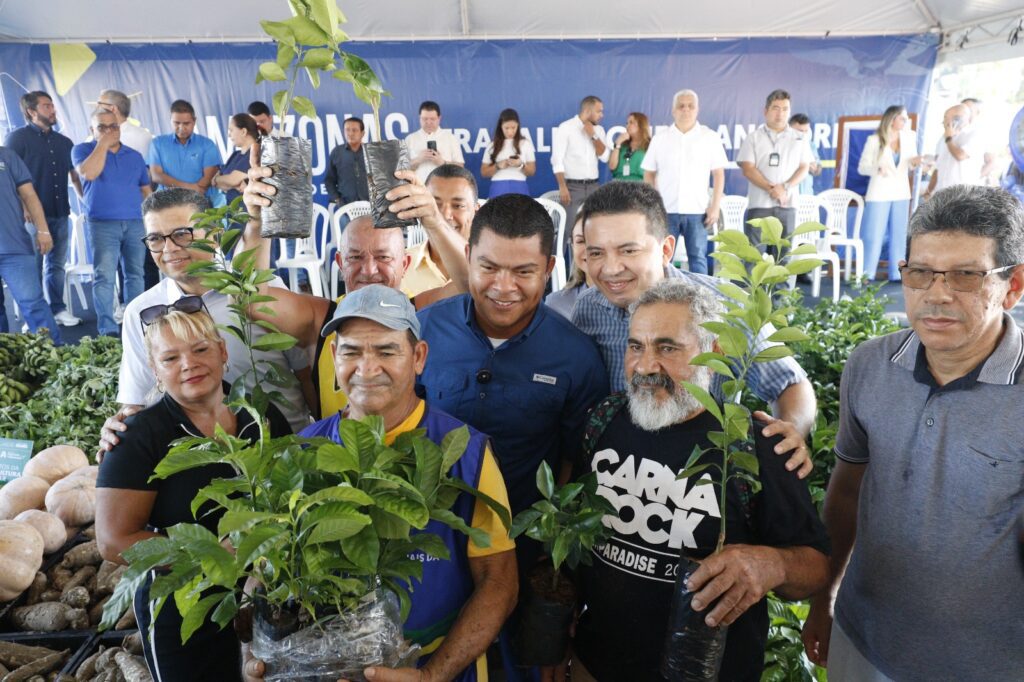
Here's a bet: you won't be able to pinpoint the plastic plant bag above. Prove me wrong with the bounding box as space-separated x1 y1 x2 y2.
513 564 576 665
660 556 727 681
251 589 420 682
259 135 313 239
364 140 416 229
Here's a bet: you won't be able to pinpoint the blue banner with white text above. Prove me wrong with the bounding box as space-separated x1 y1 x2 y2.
0 36 937 205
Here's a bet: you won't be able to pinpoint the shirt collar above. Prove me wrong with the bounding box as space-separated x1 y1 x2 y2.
160 277 220 305
28 122 49 135
891 313 1024 387
463 294 547 345
384 399 426 445
408 239 436 272
672 122 702 137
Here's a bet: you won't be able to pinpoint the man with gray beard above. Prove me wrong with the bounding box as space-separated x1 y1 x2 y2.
568 278 829 682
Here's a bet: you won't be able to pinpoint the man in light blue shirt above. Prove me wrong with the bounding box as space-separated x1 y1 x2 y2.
571 181 817 462
148 99 219 203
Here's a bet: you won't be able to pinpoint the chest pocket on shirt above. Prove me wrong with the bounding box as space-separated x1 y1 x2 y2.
956 445 1024 518
501 381 564 414
424 369 470 402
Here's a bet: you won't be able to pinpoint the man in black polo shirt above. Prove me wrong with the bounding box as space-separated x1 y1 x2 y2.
4 90 83 327
325 117 370 208
573 278 829 681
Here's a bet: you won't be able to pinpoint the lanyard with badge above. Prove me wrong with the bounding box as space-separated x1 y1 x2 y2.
765 128 782 167
622 147 634 176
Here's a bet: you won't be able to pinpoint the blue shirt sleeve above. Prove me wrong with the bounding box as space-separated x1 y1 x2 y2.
71 142 92 168
8 152 31 187
201 137 222 169
147 139 162 167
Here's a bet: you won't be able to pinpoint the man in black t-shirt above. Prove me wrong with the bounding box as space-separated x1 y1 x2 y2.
572 279 829 681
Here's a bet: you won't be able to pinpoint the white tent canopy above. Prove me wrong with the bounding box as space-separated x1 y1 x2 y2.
0 0 1022 57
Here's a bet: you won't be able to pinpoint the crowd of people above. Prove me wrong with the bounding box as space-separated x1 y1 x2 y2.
0 85 1021 682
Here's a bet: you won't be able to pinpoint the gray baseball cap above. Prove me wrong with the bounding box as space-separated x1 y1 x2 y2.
320 284 421 339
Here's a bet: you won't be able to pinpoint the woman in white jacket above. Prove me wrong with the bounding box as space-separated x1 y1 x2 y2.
857 106 922 281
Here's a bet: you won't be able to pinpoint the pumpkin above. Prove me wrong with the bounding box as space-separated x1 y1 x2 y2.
45 475 96 527
0 475 51 520
0 520 45 601
14 509 66 554
67 465 98 480
23 445 89 484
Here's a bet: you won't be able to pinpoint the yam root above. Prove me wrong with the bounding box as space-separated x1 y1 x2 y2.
61 566 96 596
10 602 70 632
0 663 8 677
114 607 136 631
120 633 142 657
74 647 103 681
113 652 151 682
94 564 126 598
25 572 48 606
37 590 61 603
0 641 58 669
94 647 123 676
47 567 72 592
59 541 100 571
66 607 89 631
88 595 110 626
59 586 89 609
80 526 96 540
0 648 69 682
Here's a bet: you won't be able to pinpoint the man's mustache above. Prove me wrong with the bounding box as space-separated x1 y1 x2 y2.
630 372 675 393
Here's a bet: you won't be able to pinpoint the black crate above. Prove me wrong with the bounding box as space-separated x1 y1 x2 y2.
0 630 97 675
66 629 141 676
0 526 94 628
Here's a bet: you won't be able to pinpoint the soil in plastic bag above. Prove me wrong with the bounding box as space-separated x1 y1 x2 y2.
364 140 416 229
259 135 313 239
252 588 420 682
513 563 577 666
660 555 728 681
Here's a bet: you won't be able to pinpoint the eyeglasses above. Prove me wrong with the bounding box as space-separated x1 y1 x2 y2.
898 264 1018 292
141 227 194 252
140 295 205 327
95 123 119 133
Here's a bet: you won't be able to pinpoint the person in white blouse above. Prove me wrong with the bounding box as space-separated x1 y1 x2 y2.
857 106 922 281
480 108 536 198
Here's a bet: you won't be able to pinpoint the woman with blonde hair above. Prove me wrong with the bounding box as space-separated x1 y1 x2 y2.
96 301 291 682
858 105 922 281
608 112 651 182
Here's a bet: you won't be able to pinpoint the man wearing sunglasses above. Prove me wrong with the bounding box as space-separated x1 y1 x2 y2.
72 108 152 337
803 185 1024 680
99 188 313 452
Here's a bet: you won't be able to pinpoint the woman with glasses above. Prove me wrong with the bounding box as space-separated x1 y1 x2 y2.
608 112 651 182
480 108 536 198
858 105 923 281
96 303 291 682
212 114 260 207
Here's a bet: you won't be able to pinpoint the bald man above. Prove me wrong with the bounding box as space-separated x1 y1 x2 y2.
924 103 986 199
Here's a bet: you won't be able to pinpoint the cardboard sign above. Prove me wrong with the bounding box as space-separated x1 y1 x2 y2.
0 438 33 482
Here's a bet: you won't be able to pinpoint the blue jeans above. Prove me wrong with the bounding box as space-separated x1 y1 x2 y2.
32 216 70 314
861 199 909 281
0 254 60 343
667 213 709 274
88 219 145 335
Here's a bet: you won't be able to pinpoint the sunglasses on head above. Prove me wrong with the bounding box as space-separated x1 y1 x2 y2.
140 295 205 328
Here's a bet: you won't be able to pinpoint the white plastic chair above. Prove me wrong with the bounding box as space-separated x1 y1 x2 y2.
328 201 372 300
406 224 427 248
536 198 567 293
817 189 865 282
719 195 748 232
276 203 332 298
787 195 840 302
63 213 93 311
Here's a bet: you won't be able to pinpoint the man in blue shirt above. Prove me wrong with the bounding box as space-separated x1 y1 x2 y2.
417 193 608 681
572 181 817 470
0 145 60 341
325 117 370 207
148 100 219 203
72 109 152 336
4 91 83 327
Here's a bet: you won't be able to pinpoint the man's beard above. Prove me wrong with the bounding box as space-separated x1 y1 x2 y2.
627 367 712 432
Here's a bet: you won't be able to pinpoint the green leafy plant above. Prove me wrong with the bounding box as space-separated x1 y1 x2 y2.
675 218 824 553
256 0 389 138
762 596 827 682
510 462 616 591
100 202 510 642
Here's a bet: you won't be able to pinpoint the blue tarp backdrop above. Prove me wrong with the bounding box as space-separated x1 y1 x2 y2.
0 35 938 204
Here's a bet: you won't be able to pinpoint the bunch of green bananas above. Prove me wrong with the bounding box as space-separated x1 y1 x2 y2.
21 336 59 381
0 373 31 407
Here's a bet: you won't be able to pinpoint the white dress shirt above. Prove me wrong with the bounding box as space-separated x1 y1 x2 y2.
736 125 812 209
405 128 465 183
934 126 985 191
551 116 610 180
642 123 727 214
117 277 312 432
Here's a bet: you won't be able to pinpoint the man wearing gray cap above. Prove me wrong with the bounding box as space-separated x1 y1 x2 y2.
243 284 518 682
